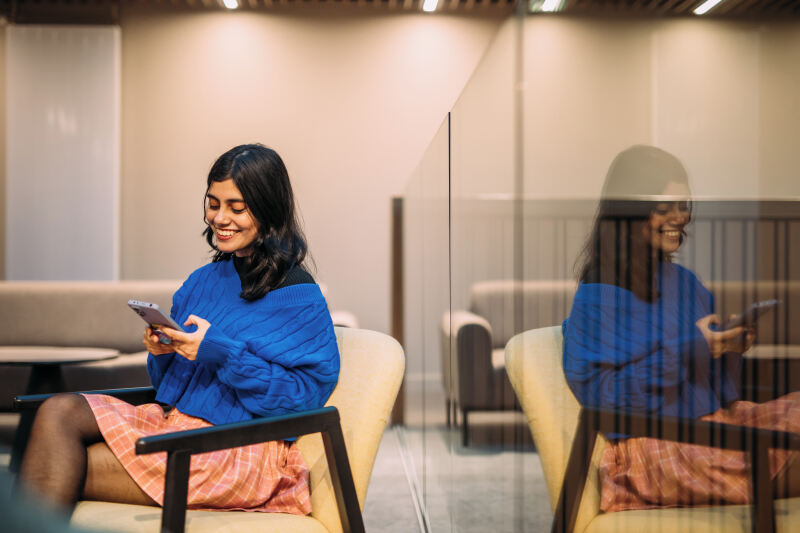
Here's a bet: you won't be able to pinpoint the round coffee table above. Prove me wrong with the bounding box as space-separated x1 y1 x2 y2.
0 346 120 395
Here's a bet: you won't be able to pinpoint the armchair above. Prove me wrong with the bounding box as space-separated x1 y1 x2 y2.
13 326 405 533
441 280 575 445
505 326 800 533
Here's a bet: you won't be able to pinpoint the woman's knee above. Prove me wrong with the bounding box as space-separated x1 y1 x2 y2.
33 394 98 437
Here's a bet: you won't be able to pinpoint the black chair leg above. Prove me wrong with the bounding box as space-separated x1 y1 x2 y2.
462 409 469 447
445 399 451 428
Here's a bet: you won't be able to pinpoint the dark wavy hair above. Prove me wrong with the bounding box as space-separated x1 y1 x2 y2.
575 145 692 302
203 144 309 301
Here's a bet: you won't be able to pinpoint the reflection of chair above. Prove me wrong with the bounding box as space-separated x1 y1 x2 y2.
14 327 404 533
505 326 800 533
441 280 575 446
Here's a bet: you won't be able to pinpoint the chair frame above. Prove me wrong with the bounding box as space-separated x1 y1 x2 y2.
555 406 800 533
12 386 365 533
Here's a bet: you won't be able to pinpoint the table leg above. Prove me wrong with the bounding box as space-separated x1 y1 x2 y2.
10 365 66 473
26 365 66 395
9 410 34 474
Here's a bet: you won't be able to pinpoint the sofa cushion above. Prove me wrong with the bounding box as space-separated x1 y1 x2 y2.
0 281 180 354
470 280 577 348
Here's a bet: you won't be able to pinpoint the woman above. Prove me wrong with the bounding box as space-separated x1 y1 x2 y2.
18 144 340 515
563 145 800 512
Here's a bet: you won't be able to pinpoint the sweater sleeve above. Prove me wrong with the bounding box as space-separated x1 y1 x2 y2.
563 287 712 413
194 299 340 417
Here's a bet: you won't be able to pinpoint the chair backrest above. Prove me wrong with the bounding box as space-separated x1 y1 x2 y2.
297 327 405 533
505 326 604 533
470 280 577 348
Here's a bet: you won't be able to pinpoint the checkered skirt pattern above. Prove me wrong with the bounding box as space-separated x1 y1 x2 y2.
600 391 800 512
83 393 311 514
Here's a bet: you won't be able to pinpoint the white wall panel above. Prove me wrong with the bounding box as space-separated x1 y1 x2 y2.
6 25 120 280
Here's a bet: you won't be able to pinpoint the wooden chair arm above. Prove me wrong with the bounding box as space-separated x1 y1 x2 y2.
10 387 158 472
14 386 157 410
136 406 363 533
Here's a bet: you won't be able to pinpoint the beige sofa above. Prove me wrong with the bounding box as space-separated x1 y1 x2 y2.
0 280 358 448
0 280 180 412
443 278 800 445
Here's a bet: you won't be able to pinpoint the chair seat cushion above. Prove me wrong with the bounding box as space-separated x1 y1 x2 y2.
584 496 800 533
71 501 330 533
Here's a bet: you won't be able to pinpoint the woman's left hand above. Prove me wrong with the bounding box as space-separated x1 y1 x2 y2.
159 315 211 361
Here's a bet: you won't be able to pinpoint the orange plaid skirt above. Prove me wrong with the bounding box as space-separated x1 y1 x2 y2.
83 394 311 514
600 391 800 512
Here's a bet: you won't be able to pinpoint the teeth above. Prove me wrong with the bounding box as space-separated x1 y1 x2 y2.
663 231 680 237
216 230 237 236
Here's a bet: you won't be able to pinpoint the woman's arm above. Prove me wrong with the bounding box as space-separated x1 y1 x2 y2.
189 301 340 417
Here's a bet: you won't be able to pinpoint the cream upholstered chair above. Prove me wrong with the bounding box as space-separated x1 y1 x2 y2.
505 326 800 533
441 280 575 445
16 327 404 533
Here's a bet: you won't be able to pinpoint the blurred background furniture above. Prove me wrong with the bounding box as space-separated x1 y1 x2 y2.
505 326 800 533
442 278 800 446
15 327 404 533
0 347 120 395
441 279 576 446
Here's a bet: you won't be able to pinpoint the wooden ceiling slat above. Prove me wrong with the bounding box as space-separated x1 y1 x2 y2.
2 0 798 19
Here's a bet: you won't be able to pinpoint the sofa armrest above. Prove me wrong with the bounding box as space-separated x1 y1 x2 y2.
441 310 492 340
136 406 363 533
441 311 496 409
330 310 359 329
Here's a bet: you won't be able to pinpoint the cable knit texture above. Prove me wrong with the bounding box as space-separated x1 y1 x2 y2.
563 262 741 424
147 259 340 426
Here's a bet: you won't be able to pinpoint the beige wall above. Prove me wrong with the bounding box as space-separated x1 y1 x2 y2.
519 17 800 199
118 8 503 333
0 20 5 281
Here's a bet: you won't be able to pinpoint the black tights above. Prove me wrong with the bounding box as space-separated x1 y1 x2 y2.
18 394 103 510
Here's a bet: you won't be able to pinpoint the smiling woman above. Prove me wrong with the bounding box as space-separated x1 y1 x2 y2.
17 144 340 516
563 145 800 513
205 179 259 257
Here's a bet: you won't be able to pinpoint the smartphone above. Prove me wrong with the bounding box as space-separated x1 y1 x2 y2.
724 299 781 330
127 299 184 344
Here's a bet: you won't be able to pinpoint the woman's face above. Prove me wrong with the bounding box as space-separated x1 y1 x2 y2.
205 179 259 257
642 180 691 255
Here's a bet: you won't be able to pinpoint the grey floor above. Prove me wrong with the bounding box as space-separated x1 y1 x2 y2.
364 377 553 533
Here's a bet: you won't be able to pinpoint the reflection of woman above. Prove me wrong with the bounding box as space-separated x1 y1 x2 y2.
19 144 340 515
563 145 800 511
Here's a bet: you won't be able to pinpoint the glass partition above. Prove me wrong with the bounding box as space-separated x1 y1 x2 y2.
403 10 800 533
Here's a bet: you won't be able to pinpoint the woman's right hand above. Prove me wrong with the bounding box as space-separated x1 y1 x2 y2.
143 326 175 355
696 314 754 358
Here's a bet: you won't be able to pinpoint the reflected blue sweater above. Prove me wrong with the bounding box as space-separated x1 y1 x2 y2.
563 262 740 422
147 259 340 425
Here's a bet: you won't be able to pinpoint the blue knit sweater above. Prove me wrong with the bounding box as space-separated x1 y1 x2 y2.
147 259 340 426
563 262 741 422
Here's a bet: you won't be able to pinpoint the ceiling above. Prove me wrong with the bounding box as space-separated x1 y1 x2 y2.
0 0 797 24
556 0 800 17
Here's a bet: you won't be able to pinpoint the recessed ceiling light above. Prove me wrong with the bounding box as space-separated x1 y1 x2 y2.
694 0 724 15
422 0 438 12
529 0 563 13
